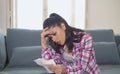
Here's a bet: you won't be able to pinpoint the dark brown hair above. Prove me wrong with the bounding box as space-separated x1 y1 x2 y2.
43 13 84 54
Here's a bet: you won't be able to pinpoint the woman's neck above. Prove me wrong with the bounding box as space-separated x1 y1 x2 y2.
64 45 72 54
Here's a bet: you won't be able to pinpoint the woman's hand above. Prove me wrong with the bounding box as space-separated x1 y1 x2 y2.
41 28 50 50
48 64 66 74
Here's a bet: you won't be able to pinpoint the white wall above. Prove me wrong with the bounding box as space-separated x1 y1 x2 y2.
86 0 120 34
0 0 9 35
0 0 120 35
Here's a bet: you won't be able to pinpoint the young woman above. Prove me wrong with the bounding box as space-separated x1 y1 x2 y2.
41 13 100 74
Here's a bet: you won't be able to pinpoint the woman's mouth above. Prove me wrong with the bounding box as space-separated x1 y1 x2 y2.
56 41 61 45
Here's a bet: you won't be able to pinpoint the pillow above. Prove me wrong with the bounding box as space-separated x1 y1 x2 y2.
8 46 42 67
6 29 42 60
94 42 120 65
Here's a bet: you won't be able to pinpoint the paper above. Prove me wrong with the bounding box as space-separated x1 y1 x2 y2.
34 58 56 73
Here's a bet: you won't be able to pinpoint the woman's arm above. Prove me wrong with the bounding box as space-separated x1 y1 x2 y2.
42 47 62 65
41 28 53 60
42 47 53 60
41 28 62 64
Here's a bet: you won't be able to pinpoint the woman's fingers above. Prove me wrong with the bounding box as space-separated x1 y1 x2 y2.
41 27 52 38
48 66 55 72
43 27 49 31
48 65 64 74
41 31 49 38
41 27 51 49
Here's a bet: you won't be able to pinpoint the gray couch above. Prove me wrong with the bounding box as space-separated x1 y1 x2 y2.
0 28 120 74
86 29 120 74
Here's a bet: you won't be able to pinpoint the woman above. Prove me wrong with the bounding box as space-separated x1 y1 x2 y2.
41 13 100 74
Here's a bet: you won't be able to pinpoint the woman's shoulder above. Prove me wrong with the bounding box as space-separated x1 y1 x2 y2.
73 29 93 40
73 31 93 52
72 28 91 36
82 31 92 38
80 31 93 42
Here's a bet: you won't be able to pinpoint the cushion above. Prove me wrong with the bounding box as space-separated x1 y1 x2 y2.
0 30 6 70
100 65 120 74
94 42 120 65
6 28 42 60
3 67 48 74
8 46 42 67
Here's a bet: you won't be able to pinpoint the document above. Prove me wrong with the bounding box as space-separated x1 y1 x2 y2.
34 58 56 73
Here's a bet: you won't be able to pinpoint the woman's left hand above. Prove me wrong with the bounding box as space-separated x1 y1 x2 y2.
48 64 66 74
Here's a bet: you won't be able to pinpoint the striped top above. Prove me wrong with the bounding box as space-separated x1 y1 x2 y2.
42 31 101 74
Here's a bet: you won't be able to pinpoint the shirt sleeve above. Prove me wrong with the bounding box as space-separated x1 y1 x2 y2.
41 47 62 64
66 34 98 74
42 48 53 60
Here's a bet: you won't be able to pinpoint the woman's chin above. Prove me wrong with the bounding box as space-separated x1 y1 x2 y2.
56 41 65 46
61 42 65 46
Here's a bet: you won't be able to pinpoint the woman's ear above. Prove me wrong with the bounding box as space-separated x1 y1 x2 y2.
61 23 66 30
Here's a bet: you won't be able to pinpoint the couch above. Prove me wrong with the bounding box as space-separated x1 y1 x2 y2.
86 29 120 74
0 28 120 74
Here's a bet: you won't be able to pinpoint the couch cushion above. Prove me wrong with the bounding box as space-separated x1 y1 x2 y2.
8 46 42 67
100 65 120 74
86 29 115 42
2 67 48 74
94 42 120 65
0 30 6 71
6 28 42 60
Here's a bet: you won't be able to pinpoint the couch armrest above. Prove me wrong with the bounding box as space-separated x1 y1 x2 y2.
0 31 6 71
115 35 120 46
118 44 120 55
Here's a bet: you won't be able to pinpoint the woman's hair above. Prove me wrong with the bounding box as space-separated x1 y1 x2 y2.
43 13 84 54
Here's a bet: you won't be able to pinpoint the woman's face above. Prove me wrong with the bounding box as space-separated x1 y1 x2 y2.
47 23 66 45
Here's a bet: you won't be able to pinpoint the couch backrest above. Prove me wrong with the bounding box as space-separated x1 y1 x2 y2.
0 30 6 70
6 28 42 60
6 28 120 65
86 29 115 42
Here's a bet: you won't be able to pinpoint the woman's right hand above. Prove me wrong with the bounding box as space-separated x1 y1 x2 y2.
41 28 50 50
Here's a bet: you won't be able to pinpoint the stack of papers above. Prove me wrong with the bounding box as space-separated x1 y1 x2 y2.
34 58 56 73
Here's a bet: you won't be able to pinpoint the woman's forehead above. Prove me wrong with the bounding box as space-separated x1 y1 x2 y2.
48 26 58 32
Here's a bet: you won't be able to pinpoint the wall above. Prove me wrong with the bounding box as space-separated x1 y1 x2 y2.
86 0 120 34
0 0 9 35
0 0 120 35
